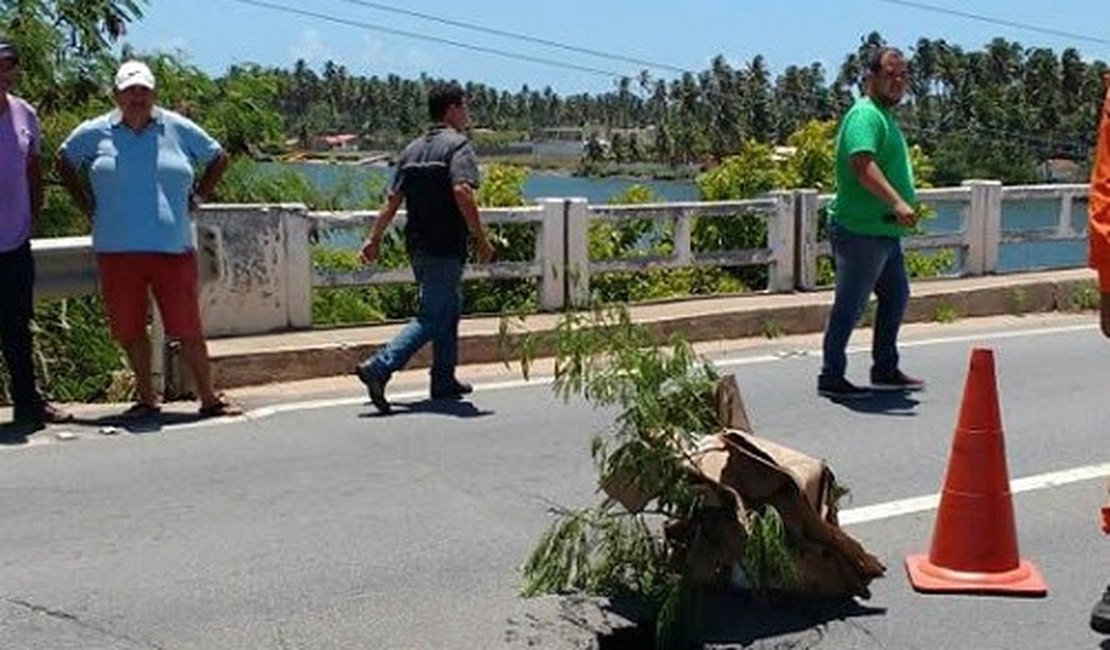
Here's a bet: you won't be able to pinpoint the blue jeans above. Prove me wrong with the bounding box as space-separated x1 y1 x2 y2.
362 254 464 388
820 223 910 380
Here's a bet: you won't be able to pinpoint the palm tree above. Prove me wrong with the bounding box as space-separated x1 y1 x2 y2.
3 0 145 52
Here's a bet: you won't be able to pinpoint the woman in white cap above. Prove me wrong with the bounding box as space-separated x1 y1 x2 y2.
56 60 242 420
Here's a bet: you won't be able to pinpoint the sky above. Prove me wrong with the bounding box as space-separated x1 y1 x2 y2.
124 0 1110 94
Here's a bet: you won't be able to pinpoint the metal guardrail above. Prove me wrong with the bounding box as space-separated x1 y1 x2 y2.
28 223 225 397
29 224 224 300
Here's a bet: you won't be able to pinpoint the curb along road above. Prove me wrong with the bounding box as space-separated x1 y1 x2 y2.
205 269 1096 389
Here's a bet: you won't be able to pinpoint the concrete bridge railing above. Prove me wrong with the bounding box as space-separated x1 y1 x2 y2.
309 193 795 311
25 181 1095 340
797 180 1090 290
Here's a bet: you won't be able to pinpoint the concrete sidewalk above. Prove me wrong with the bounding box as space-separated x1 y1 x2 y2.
206 268 1097 389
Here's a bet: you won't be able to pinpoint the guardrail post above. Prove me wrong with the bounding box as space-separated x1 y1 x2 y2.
565 198 590 308
674 207 693 266
963 180 1003 276
767 191 796 293
536 198 566 311
794 189 820 291
1057 192 1076 238
282 206 314 328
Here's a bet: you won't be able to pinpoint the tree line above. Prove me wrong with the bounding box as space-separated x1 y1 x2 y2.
7 3 1109 186
271 32 1109 184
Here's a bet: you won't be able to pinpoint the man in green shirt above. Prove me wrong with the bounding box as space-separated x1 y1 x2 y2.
819 46 925 399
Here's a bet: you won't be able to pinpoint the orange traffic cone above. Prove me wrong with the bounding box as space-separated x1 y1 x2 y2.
905 348 1048 596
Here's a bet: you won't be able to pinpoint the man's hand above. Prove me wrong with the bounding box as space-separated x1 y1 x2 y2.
892 200 918 228
476 237 495 264
360 237 381 265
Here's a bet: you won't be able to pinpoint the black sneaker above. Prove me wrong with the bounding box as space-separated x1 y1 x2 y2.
9 413 45 433
817 376 871 400
1093 585 1110 635
355 364 391 414
431 380 473 400
0 426 30 444
870 370 926 392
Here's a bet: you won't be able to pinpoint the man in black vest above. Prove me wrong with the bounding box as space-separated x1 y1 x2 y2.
356 82 494 414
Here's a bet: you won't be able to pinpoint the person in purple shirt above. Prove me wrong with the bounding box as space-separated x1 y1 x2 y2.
0 37 71 435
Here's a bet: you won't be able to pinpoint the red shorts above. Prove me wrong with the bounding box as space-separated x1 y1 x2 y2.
96 252 203 342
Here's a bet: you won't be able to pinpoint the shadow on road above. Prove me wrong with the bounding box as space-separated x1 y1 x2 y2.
359 398 494 419
591 591 886 649
1100 638 1110 650
698 592 886 647
822 390 920 416
72 410 211 434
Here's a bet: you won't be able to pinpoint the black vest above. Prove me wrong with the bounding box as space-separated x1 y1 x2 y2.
399 129 470 257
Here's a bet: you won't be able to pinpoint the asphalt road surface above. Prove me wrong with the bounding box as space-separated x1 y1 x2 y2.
1 317 1108 649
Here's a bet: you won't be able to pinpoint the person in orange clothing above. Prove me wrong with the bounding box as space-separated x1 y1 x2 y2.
1088 72 1110 637
1091 72 1110 335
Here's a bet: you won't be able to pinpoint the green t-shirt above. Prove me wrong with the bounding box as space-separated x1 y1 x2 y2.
826 97 916 238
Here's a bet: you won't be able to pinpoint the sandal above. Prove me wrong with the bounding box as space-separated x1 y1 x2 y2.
198 394 244 418
121 402 161 420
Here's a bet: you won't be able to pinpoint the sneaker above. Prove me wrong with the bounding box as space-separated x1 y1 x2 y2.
817 376 871 400
1093 586 1110 635
0 428 29 445
431 379 473 400
5 416 42 434
870 370 926 392
356 364 391 414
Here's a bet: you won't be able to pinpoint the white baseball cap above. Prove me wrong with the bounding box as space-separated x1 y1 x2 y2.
114 60 156 91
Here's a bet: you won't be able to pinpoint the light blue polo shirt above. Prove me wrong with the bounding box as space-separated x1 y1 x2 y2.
60 108 223 253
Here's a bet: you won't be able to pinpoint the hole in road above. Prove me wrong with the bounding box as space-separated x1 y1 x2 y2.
597 623 656 650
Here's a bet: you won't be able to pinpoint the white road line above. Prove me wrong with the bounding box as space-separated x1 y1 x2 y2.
839 461 1110 525
237 322 1099 420
235 378 560 421
3 321 1099 446
711 323 1097 368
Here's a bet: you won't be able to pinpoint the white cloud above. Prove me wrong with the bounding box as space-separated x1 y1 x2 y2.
358 35 386 69
290 29 331 64
357 35 435 74
402 46 435 70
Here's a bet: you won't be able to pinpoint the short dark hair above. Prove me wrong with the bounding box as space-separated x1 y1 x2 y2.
428 82 465 121
865 46 904 77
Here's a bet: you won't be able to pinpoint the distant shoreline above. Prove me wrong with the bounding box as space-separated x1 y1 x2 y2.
266 153 700 183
